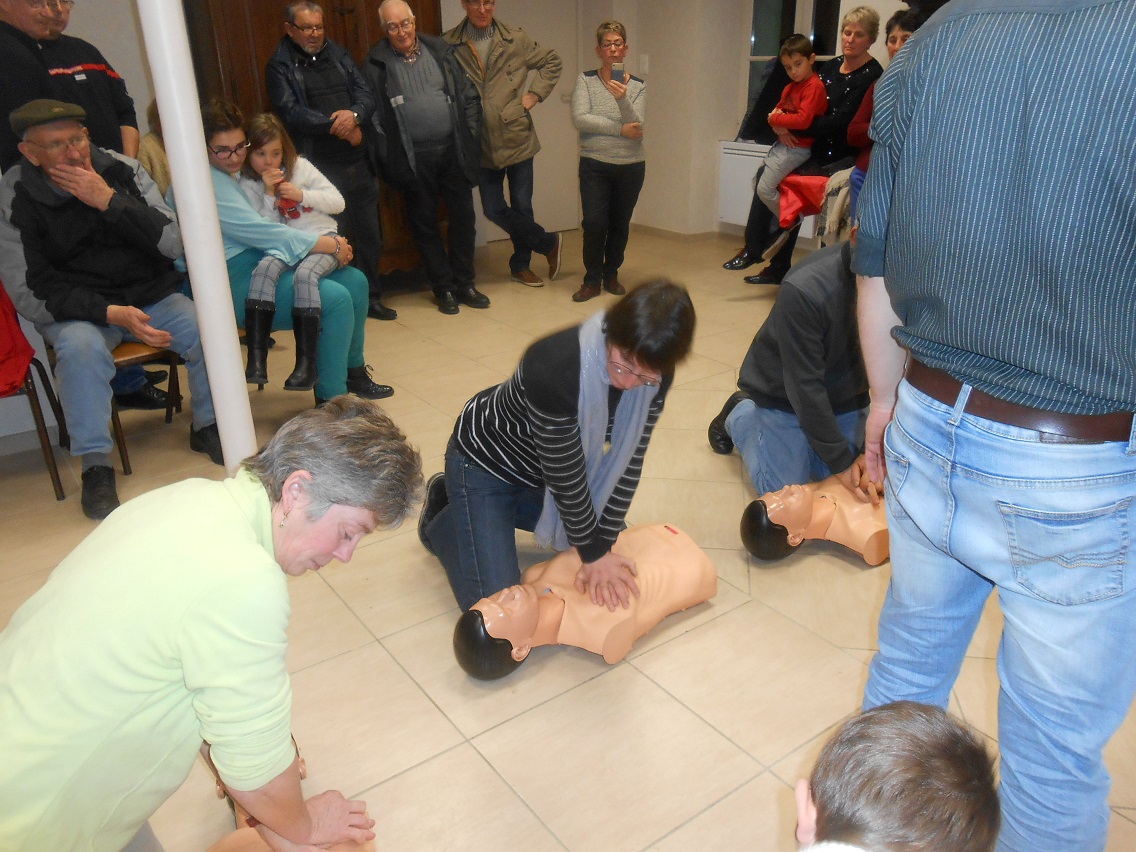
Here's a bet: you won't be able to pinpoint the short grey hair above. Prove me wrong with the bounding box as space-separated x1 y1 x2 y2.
243 395 424 527
285 1 323 24
378 0 412 25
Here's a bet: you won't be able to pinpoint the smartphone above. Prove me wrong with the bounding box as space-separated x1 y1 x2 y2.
611 63 625 84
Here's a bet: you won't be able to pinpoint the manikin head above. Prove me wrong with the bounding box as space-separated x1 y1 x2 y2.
453 584 545 679
740 483 819 561
796 702 999 851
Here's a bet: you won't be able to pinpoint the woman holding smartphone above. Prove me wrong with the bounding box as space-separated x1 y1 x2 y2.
569 20 646 303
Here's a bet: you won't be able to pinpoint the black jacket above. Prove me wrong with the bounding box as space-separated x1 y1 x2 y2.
6 147 183 325
362 35 481 189
265 36 377 163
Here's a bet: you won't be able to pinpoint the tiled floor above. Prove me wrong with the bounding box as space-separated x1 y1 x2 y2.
3 231 1135 850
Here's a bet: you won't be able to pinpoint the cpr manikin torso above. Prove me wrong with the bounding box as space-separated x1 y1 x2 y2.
475 524 717 665
745 477 889 566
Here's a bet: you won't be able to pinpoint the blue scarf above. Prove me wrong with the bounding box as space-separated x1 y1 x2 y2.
534 311 658 551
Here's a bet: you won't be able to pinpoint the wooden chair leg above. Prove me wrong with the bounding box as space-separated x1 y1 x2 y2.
110 400 132 476
164 354 182 424
29 357 68 450
23 370 65 501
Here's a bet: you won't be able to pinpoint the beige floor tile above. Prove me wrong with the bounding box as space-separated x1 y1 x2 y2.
674 369 740 393
392 360 508 417
633 601 866 766
289 643 463 797
1107 700 1136 809
655 386 738 431
710 545 752 596
321 529 456 640
628 478 747 550
473 665 759 851
650 772 798 852
749 550 889 652
640 425 743 483
953 656 999 740
151 756 240 851
361 744 562 851
382 608 609 738
1108 809 1136 850
285 571 374 673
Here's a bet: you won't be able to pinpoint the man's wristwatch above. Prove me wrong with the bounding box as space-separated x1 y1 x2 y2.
351 110 360 126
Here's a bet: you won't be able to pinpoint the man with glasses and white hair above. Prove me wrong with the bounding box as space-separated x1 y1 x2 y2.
444 0 564 287
0 100 224 520
363 0 486 315
266 0 395 321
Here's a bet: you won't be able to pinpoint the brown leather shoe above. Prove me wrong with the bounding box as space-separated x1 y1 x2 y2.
511 268 544 287
545 232 563 280
572 281 601 302
603 274 625 295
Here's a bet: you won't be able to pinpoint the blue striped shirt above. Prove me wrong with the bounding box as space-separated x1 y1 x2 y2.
853 0 1136 413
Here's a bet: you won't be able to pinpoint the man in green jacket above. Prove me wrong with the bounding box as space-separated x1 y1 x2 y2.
445 0 563 287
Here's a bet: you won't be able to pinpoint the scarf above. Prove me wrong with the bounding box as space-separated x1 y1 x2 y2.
534 311 658 551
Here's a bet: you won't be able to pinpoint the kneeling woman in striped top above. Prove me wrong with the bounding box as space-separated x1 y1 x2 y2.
419 281 696 612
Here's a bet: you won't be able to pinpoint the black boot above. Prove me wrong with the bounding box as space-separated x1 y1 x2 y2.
284 308 320 392
243 300 275 389
345 364 394 400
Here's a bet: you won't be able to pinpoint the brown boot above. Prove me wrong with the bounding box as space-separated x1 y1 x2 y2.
572 281 601 302
602 274 625 295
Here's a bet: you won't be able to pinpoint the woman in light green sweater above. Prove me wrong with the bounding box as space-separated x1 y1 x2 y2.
0 397 422 851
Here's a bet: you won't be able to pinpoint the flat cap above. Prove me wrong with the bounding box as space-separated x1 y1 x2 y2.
10 99 86 136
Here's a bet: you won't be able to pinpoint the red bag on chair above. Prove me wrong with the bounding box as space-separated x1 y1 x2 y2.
0 277 35 396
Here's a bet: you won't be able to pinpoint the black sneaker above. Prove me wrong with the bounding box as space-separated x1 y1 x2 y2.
114 382 169 410
708 391 748 454
418 472 448 556
190 422 225 465
346 365 395 400
81 465 119 520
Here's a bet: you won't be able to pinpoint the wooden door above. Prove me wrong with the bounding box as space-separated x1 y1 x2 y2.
182 0 444 274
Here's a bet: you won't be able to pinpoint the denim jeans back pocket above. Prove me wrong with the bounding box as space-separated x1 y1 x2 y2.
1000 497 1131 605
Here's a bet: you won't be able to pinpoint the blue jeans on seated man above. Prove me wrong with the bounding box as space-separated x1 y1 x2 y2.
864 380 1136 852
725 398 866 494
424 443 544 611
38 293 215 459
478 157 557 275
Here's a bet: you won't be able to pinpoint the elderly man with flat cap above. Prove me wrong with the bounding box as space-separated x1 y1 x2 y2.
0 99 223 520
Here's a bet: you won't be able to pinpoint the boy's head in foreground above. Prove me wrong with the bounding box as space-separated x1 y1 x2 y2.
779 34 817 83
796 702 1000 851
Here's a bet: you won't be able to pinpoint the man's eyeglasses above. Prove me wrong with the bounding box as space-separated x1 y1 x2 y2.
608 358 661 387
28 0 75 9
209 140 251 159
600 39 625 49
464 0 495 9
385 17 415 34
25 133 88 154
286 21 325 35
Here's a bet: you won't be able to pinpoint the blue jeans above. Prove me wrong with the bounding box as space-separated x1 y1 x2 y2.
478 158 556 274
424 444 544 610
725 399 866 493
579 157 645 285
38 293 215 458
865 380 1136 851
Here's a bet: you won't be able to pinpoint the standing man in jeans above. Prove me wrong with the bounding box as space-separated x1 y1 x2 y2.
854 1 1136 849
445 0 563 287
267 0 396 321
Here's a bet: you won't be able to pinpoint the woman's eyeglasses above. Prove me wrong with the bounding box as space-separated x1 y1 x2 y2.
608 358 660 387
209 140 251 159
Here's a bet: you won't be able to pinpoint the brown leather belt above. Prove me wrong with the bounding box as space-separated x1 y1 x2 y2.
905 359 1134 444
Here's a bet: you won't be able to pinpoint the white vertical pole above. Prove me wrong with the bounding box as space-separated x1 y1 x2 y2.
133 0 257 473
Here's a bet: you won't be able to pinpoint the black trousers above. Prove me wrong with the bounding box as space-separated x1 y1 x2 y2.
743 164 796 276
579 156 645 285
318 157 385 298
403 143 476 296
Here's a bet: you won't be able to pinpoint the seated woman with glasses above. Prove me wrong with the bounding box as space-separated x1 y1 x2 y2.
419 280 696 611
173 100 393 405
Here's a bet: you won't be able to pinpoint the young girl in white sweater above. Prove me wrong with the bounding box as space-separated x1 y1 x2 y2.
239 113 347 391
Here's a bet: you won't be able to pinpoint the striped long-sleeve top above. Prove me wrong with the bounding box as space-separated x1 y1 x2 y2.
453 325 672 563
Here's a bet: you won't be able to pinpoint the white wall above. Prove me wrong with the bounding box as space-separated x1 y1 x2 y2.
69 1 155 132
